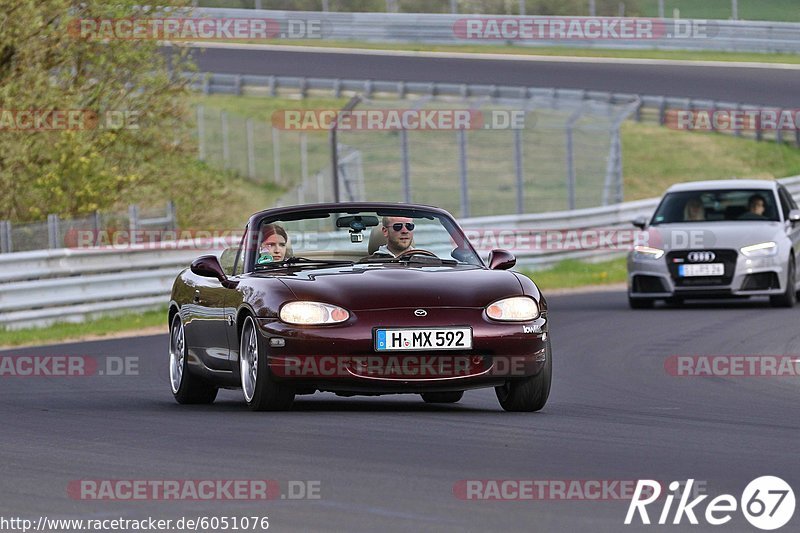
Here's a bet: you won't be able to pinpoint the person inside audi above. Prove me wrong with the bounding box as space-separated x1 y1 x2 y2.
256 223 289 265
739 193 768 220
684 197 705 221
375 216 415 257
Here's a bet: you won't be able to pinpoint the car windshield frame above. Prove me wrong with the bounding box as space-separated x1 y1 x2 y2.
650 188 780 226
244 205 483 273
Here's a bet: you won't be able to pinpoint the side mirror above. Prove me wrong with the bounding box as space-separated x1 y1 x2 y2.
488 249 516 270
191 255 238 289
632 216 648 230
788 209 800 223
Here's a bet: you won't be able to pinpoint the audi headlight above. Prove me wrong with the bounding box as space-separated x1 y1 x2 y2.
486 296 539 321
740 241 777 258
632 245 665 260
279 301 350 325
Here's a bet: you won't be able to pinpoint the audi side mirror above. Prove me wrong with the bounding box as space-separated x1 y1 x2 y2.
632 216 648 230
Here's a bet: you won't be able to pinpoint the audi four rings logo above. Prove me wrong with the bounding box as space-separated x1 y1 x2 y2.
687 251 716 262
414 309 427 317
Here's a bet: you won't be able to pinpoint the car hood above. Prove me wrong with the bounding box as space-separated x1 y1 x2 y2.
266 265 524 310
646 222 784 252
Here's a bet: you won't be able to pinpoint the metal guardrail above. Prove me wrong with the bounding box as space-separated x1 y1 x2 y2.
191 8 800 53
4 175 800 329
187 72 800 146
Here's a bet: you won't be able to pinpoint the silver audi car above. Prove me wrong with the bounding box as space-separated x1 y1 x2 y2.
627 179 800 308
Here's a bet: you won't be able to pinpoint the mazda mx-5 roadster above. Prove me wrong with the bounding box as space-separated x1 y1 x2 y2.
168 203 551 411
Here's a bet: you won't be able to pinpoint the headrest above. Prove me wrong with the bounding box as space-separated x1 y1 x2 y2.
368 225 387 254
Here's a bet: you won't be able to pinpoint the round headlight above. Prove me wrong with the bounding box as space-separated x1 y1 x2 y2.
279 301 350 325
486 296 539 321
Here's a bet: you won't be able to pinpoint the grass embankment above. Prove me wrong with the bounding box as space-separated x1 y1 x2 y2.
211 39 800 65
0 309 167 349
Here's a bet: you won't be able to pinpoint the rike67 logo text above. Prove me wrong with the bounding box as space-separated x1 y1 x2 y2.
625 477 795 530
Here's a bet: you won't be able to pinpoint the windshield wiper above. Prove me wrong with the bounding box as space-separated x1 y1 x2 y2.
255 257 354 270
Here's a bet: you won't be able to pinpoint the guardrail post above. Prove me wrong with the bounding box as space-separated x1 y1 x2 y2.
93 210 101 239
514 128 524 215
400 128 411 203
167 201 177 231
565 109 582 210
254 0 262 9
0 220 12 253
47 214 60 249
246 118 256 179
234 74 242 96
518 0 525 16
658 97 667 125
458 129 470 218
795 128 800 148
129 204 139 233
449 0 457 14
299 78 308 99
221 111 230 168
589 0 596 16
268 76 276 97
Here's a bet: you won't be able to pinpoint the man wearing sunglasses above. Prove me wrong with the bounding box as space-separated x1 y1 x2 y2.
376 216 416 257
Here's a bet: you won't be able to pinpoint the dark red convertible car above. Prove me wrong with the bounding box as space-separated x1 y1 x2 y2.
168 203 551 411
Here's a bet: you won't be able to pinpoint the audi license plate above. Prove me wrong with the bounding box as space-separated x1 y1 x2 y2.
678 263 724 277
375 328 472 351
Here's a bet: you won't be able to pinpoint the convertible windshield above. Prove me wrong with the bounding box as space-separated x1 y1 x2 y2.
651 189 780 225
252 209 482 269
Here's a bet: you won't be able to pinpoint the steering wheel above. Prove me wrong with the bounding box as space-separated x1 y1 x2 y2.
396 248 438 259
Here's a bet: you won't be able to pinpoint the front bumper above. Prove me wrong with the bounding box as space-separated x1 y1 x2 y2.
255 307 548 393
627 249 787 299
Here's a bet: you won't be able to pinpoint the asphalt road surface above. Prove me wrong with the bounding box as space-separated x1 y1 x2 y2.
2 290 798 532
187 45 800 108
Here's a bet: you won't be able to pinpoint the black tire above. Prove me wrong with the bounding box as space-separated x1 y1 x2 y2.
421 391 464 404
495 339 552 412
239 316 295 411
770 258 796 308
628 296 655 309
169 314 218 405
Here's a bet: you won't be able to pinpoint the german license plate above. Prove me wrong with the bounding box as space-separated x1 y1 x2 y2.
678 263 724 277
375 328 472 351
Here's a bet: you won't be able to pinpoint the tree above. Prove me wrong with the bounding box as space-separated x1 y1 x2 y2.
0 0 194 221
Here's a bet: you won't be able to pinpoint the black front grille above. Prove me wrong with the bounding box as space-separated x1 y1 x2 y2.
632 275 667 293
666 249 737 287
741 272 780 291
